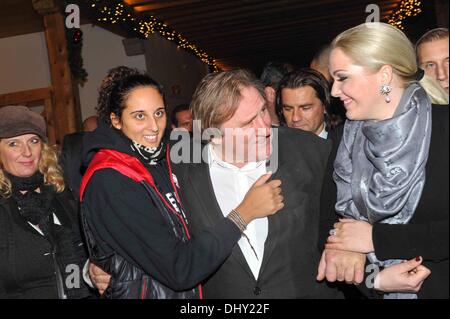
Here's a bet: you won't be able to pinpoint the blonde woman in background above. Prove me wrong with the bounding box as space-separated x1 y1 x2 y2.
0 106 91 299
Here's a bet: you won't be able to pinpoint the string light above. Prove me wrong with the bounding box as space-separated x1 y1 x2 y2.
388 0 422 30
87 0 219 71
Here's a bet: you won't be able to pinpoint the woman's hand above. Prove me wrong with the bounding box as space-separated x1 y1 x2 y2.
375 257 431 293
325 219 374 253
236 172 284 224
89 263 111 295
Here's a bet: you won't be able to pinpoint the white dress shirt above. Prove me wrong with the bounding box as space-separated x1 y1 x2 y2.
318 124 328 139
207 144 268 280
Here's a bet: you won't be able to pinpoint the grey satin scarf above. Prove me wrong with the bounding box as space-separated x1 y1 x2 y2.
333 83 432 299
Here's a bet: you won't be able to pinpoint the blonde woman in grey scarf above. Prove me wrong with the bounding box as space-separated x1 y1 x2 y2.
317 22 448 299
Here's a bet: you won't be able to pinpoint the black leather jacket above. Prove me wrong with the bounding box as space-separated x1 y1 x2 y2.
79 147 199 299
81 181 198 299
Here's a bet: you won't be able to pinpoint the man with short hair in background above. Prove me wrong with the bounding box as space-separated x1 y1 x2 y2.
171 104 193 133
277 68 341 139
260 61 293 126
416 28 449 93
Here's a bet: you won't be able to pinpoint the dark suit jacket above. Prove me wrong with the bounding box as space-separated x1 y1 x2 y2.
320 105 449 299
60 132 85 199
319 125 344 247
173 126 342 298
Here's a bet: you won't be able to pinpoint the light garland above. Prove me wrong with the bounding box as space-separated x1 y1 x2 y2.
388 0 422 30
88 0 219 71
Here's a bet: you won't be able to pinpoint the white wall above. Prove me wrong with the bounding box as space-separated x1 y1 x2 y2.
0 25 146 121
0 25 209 121
0 32 51 94
144 34 209 111
78 24 146 119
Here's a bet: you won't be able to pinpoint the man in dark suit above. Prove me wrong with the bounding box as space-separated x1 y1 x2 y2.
275 68 346 242
60 132 84 199
275 68 355 271
173 69 341 298
276 68 343 139
60 116 98 199
275 69 366 297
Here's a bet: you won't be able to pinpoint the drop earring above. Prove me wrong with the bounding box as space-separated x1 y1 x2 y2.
380 84 392 103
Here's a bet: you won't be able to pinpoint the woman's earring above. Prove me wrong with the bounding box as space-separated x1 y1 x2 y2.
380 84 392 103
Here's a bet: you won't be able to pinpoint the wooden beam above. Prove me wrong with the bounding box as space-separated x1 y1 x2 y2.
33 0 80 145
186 13 358 43
0 87 52 106
149 0 252 21
32 0 59 14
43 93 57 145
164 0 297 25
131 0 206 12
0 0 44 38
195 19 365 50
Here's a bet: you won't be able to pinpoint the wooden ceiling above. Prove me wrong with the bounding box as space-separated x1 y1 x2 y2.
0 0 43 38
0 0 408 71
123 0 401 71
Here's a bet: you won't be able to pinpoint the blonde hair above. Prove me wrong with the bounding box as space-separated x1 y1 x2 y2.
331 22 448 105
0 142 65 198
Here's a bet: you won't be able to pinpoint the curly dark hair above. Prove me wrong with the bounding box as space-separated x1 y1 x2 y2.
96 66 164 124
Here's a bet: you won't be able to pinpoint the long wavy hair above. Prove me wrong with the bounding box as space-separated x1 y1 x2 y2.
0 141 65 198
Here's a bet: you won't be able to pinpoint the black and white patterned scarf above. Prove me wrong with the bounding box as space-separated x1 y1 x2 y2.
130 139 165 165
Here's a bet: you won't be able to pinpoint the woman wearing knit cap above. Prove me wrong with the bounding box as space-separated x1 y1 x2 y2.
0 105 91 299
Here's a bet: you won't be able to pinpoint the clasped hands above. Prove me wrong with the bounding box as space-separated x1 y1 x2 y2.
317 219 431 293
